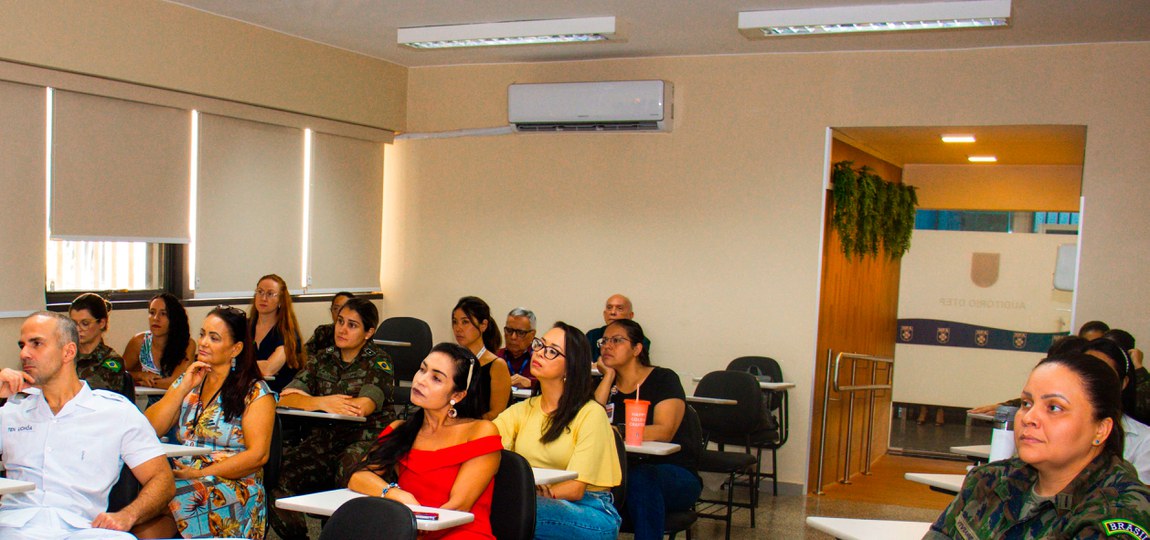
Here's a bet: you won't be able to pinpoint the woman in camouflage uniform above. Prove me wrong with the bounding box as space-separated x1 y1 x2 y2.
68 293 130 398
270 298 395 540
928 353 1150 539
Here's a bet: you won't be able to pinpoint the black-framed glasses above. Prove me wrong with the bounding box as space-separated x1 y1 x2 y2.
596 336 632 348
504 326 535 338
531 337 565 360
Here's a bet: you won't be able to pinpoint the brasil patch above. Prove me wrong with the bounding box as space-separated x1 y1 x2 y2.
375 358 393 373
102 358 123 373
1103 519 1150 539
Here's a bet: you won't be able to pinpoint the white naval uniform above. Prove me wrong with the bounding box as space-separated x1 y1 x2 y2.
0 383 164 539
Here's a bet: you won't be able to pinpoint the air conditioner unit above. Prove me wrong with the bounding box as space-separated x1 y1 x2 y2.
508 80 672 132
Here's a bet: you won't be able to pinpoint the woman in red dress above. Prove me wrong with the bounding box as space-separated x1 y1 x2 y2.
348 342 501 539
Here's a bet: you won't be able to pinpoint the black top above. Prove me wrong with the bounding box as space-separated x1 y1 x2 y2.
255 325 300 393
606 366 698 470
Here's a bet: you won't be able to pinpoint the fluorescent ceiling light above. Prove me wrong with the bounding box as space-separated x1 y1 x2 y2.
399 16 616 49
941 134 976 143
968 155 997 163
739 0 1010 37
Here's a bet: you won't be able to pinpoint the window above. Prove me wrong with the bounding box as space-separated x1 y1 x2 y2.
915 210 1079 234
45 240 165 292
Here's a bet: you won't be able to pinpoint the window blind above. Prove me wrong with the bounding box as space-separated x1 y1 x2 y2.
0 81 47 317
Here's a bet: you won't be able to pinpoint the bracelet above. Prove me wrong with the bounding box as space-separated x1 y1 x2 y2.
381 482 399 497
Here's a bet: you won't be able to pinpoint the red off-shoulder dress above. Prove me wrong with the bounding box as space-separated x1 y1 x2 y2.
379 425 502 540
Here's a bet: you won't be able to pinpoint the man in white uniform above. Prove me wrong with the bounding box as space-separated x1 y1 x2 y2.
0 312 174 539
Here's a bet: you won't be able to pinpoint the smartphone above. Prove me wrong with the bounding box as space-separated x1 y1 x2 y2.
414 511 439 521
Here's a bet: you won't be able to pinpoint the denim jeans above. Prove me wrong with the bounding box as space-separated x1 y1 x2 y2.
534 489 622 540
625 463 703 540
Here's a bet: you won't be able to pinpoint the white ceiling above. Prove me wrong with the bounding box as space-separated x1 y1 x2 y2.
165 0 1150 68
163 0 1138 166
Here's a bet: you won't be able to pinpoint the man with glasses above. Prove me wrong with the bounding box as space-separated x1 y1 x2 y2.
587 294 651 360
305 291 355 357
498 307 537 389
0 312 174 539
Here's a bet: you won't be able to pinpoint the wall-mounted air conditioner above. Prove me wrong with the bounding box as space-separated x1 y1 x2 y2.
508 80 672 132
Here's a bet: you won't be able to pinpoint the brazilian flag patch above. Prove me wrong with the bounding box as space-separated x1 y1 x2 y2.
102 358 123 373
1103 519 1150 539
375 358 393 374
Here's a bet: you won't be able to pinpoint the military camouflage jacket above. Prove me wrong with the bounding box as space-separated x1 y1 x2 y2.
76 341 128 398
926 453 1150 540
285 343 395 434
305 323 335 358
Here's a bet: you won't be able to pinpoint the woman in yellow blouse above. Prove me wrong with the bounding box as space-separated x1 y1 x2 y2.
493 322 621 540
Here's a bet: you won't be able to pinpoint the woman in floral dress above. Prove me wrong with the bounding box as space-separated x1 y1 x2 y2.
146 305 276 538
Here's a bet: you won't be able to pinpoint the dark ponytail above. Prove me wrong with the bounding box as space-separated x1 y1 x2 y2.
1036 354 1125 457
453 296 502 353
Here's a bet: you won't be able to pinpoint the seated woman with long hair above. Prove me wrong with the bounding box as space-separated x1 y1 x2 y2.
348 342 501 540
248 273 305 393
593 319 700 540
452 296 511 420
493 322 621 540
927 353 1150 539
1081 337 1150 482
270 298 396 540
123 292 194 392
67 292 130 398
144 306 276 539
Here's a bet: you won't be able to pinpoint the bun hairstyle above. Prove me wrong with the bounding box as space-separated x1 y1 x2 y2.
605 319 651 366
453 296 502 353
1103 329 1137 352
1084 337 1139 421
70 293 112 328
1034 354 1125 457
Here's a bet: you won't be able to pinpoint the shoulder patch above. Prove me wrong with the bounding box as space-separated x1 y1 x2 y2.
102 357 124 373
1103 519 1150 539
374 357 394 373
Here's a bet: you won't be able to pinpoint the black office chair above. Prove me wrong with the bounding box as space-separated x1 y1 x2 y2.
118 370 136 402
491 450 535 540
693 371 762 540
725 356 789 496
319 496 417 540
106 464 140 513
619 405 701 540
374 317 433 418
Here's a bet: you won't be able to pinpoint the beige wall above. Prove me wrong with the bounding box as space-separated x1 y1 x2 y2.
0 0 406 130
907 164 1082 211
385 42 1150 489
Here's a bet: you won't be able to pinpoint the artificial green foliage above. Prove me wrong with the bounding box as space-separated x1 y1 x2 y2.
831 160 918 260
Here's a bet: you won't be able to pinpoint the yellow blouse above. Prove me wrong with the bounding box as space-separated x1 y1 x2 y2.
493 396 621 491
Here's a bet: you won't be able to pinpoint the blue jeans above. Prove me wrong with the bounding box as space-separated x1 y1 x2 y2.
626 463 703 540
534 490 621 540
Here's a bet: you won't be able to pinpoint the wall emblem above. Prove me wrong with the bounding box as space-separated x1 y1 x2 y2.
1013 332 1028 349
971 252 1001 288
900 325 914 342
937 327 951 344
975 329 989 347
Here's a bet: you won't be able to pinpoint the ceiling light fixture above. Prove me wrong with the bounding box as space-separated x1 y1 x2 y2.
941 134 977 143
399 16 616 49
738 0 1010 38
968 155 998 163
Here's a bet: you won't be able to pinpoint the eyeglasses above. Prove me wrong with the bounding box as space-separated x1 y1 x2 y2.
531 337 565 360
504 327 535 338
254 289 280 300
596 336 632 348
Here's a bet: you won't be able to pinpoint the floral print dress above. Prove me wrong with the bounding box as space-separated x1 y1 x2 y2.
168 375 273 538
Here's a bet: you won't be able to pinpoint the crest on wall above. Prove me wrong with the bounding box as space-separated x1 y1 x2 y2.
936 327 951 344
971 252 1001 288
1013 332 1028 349
900 325 914 342
975 329 989 347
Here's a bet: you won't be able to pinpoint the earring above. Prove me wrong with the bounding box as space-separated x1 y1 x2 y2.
1093 439 1101 446
449 399 458 418
230 357 237 371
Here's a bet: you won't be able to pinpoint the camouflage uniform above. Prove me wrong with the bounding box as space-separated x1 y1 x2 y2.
269 343 394 540
926 453 1150 539
76 342 131 399
1134 368 1150 422
304 323 335 358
